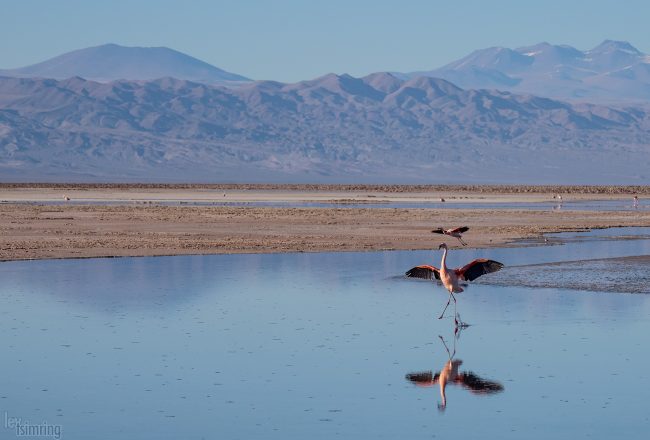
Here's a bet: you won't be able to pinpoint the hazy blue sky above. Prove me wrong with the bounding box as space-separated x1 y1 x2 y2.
1 0 649 82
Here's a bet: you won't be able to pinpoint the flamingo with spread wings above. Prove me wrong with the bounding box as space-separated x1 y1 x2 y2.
406 243 503 323
431 226 469 246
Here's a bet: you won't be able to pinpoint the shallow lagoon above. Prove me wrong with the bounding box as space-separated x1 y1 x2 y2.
1 228 650 439
9 198 647 211
205 199 646 211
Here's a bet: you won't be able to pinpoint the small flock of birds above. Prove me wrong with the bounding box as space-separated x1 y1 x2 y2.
405 226 504 327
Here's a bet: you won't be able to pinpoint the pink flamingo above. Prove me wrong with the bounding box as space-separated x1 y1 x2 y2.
431 226 469 246
406 243 503 324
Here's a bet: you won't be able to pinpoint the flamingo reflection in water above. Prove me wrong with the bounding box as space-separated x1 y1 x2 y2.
405 333 504 411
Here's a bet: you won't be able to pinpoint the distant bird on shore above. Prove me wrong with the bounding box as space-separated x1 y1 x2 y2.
63 195 70 201
431 226 469 246
633 195 639 208
406 243 503 325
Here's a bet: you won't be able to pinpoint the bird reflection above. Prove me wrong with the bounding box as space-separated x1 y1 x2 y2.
405 332 504 411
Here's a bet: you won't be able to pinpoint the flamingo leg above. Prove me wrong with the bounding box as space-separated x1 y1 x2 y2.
438 292 453 319
458 237 467 246
439 292 458 320
439 335 458 360
439 335 452 358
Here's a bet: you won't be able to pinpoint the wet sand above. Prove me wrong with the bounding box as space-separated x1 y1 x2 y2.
1 185 650 261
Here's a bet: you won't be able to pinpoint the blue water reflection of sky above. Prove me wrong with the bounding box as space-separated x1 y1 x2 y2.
9 199 648 212
1 228 649 438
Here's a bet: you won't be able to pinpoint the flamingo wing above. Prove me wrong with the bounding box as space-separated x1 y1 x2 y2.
431 228 445 234
455 259 503 281
448 226 469 234
405 371 436 386
405 265 441 280
456 371 504 394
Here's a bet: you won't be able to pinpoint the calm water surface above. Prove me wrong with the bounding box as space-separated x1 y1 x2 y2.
5 199 647 211
1 228 650 439
201 199 647 211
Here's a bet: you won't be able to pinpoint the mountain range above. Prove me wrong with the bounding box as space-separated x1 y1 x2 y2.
405 40 650 103
1 73 649 183
5 40 650 103
1 42 650 183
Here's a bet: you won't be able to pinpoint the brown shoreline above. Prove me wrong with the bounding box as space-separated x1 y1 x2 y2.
2 186 650 262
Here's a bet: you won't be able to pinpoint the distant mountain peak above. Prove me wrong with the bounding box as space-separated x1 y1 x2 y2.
516 42 582 57
404 40 650 102
362 71 400 81
0 43 250 83
361 72 404 94
404 75 461 91
589 40 641 55
443 46 533 72
282 72 386 101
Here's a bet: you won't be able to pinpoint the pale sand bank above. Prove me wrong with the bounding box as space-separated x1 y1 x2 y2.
1 186 650 261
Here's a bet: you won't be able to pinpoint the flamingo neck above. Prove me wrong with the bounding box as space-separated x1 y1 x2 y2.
440 247 448 270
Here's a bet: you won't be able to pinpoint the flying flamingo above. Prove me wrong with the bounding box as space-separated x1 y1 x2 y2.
431 226 469 246
405 243 503 324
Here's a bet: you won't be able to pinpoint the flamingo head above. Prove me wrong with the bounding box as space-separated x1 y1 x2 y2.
438 243 448 250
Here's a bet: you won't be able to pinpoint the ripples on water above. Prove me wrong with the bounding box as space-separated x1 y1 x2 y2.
480 227 650 294
487 255 650 294
0 228 649 438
